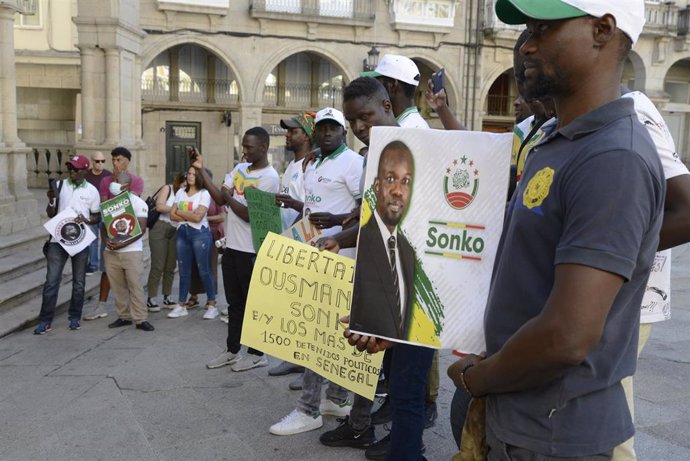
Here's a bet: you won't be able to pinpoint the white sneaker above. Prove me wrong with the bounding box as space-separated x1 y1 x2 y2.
319 398 352 417
206 349 240 369
219 315 228 324
219 305 228 316
269 409 323 436
167 305 188 318
231 354 268 372
203 306 219 320
82 303 108 321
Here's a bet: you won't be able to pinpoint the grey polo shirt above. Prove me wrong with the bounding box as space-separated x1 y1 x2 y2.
484 97 665 457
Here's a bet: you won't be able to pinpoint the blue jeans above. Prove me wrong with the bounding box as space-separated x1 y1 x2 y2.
387 343 434 461
176 225 215 303
87 223 100 272
39 242 88 323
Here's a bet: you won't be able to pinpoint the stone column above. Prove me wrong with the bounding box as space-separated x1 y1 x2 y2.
79 46 99 144
105 48 121 144
0 1 38 234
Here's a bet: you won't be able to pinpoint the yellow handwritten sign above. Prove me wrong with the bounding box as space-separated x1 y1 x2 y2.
242 232 383 400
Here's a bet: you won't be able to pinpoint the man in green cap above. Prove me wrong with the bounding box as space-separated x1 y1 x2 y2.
448 1 665 459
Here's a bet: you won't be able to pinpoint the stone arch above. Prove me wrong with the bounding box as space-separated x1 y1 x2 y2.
140 34 245 100
252 44 356 103
479 64 514 113
624 50 647 91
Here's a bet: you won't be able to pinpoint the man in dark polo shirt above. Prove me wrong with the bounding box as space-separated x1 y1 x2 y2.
448 1 665 459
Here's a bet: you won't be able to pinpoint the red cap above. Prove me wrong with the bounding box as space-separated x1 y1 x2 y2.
66 155 90 170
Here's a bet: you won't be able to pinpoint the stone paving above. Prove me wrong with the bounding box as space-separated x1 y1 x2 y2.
0 245 688 460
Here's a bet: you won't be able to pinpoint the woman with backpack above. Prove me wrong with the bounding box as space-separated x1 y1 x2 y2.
146 172 185 311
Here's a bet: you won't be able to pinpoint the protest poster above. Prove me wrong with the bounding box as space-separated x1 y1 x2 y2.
43 208 96 256
348 127 512 353
100 192 143 241
282 214 323 244
242 232 383 400
246 188 283 252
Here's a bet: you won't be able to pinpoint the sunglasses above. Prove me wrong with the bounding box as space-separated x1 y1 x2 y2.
94 159 106 164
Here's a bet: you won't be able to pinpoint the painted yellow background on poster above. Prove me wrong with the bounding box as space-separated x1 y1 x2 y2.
242 233 383 400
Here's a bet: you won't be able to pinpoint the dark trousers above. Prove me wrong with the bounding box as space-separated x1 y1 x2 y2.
486 422 613 460
222 248 261 355
386 343 434 461
39 243 88 323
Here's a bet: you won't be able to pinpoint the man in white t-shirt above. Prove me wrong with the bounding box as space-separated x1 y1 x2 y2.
269 112 315 379
275 112 314 231
103 172 154 332
269 107 362 437
613 90 690 461
197 127 280 372
35 155 101 335
362 54 429 129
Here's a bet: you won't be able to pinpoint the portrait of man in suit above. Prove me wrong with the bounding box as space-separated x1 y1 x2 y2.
350 140 416 341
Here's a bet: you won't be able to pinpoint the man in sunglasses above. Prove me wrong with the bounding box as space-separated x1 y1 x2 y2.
35 155 101 335
83 152 111 276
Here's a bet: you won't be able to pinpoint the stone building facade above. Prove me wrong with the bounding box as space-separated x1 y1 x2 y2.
4 0 690 233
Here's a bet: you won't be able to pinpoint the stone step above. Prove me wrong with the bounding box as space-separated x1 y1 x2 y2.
0 272 101 338
0 250 46 284
0 226 48 258
0 266 74 313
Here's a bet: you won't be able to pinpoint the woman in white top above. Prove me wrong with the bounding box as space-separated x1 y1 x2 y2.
169 166 217 319
146 172 185 310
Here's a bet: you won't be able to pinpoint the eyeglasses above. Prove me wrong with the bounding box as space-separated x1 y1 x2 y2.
94 160 106 164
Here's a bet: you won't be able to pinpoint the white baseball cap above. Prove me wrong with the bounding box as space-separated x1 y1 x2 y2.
495 0 645 45
361 54 421 87
315 107 346 128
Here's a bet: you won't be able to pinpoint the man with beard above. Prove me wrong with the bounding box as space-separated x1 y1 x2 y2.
268 112 314 379
447 1 665 459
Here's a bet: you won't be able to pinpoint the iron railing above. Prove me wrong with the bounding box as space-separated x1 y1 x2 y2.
486 94 512 117
141 78 240 105
262 83 342 109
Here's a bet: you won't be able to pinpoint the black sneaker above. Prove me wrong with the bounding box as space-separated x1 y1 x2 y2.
69 319 81 330
365 434 425 460
371 396 391 425
424 401 437 429
108 319 133 328
162 296 176 306
319 417 375 448
135 321 155 331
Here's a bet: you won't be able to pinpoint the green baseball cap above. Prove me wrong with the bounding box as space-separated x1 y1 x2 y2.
280 112 316 140
495 0 586 25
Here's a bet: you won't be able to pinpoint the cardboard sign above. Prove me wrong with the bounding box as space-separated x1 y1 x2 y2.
242 233 383 400
348 127 512 353
246 188 283 252
100 192 143 241
43 208 96 256
282 214 323 244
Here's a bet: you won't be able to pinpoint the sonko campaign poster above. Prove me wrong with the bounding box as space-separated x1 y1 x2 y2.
43 208 96 256
348 127 512 353
100 192 143 241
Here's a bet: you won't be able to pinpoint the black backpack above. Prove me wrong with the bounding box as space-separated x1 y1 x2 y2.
145 185 168 229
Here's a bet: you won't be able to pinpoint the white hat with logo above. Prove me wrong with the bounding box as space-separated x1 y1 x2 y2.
315 107 346 128
361 54 422 87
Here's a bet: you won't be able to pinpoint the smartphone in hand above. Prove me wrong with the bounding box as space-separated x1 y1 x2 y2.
431 68 446 94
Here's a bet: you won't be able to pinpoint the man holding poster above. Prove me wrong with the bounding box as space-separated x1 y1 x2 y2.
35 155 100 335
349 141 418 341
448 1 665 459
